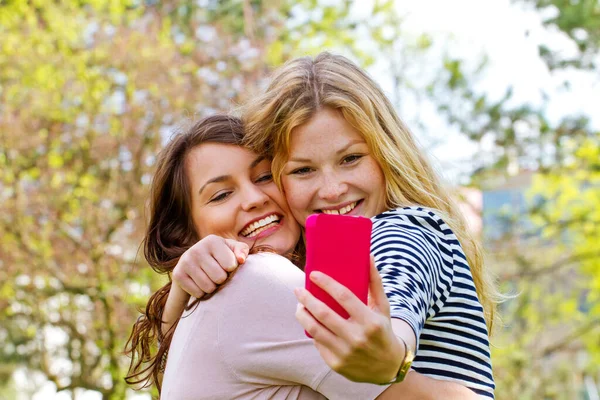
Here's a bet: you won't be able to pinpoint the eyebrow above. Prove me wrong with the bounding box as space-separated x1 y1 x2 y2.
198 155 267 195
287 139 365 163
250 155 266 169
199 175 229 195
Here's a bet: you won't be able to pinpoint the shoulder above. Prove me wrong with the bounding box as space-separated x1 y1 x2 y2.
371 207 451 251
214 253 304 341
371 206 462 253
370 206 463 273
244 252 300 271
217 253 304 302
241 252 304 288
372 206 454 238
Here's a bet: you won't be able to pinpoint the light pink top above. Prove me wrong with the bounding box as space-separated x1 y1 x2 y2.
161 253 389 400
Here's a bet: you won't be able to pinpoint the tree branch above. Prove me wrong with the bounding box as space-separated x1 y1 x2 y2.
505 250 600 280
540 318 600 358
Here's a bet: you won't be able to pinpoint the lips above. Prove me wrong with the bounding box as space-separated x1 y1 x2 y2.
240 214 282 237
318 200 362 215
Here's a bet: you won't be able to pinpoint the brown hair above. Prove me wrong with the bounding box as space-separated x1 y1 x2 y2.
124 115 246 391
242 52 502 332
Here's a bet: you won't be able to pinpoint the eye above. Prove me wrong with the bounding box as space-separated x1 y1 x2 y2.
255 172 273 183
208 191 231 203
290 167 313 176
342 154 364 164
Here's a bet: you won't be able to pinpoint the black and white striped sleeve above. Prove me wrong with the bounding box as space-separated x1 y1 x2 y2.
370 216 454 343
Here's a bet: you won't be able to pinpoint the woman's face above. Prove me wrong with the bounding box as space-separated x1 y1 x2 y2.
281 107 387 227
186 143 301 254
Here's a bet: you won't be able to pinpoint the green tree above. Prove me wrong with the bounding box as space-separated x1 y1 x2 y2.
525 0 600 71
0 0 414 398
424 1 600 398
0 1 274 398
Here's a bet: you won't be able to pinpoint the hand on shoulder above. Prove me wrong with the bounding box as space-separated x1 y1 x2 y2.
172 234 249 298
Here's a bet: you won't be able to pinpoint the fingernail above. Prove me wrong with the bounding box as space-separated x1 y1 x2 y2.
310 271 322 282
226 264 238 272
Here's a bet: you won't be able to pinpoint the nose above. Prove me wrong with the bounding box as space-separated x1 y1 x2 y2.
240 182 269 211
318 169 348 202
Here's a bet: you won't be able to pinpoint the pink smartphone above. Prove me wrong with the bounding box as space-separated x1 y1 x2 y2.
304 214 372 327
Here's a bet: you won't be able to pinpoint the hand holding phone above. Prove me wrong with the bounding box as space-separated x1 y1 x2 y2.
304 214 372 322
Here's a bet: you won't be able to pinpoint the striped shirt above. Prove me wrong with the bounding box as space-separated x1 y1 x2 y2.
371 206 495 398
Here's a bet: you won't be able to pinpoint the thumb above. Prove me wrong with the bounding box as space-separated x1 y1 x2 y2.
224 239 250 264
368 255 390 318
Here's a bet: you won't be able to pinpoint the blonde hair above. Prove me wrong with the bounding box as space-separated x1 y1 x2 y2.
243 52 500 333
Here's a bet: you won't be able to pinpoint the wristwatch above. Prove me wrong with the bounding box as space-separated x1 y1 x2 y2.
381 335 415 384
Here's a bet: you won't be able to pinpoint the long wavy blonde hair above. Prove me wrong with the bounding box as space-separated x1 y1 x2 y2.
243 52 500 333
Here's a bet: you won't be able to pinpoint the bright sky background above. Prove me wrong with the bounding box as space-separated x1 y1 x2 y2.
379 0 599 183
21 1 599 399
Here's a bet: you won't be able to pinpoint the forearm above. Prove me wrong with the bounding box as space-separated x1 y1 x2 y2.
377 371 480 400
161 282 191 337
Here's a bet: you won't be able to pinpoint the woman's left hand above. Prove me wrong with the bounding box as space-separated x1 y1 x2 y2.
294 257 407 383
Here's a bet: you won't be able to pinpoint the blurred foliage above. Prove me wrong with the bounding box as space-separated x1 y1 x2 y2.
521 0 600 70
487 135 600 399
0 0 407 398
0 1 266 398
429 1 600 398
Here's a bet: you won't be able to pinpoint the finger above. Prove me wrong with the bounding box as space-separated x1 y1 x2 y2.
295 303 347 359
209 240 240 274
313 341 342 373
194 256 229 285
295 302 336 341
188 267 217 294
368 255 391 318
225 239 249 265
175 274 206 299
294 287 349 337
308 271 370 323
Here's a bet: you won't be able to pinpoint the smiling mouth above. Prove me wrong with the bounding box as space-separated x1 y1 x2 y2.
318 200 362 215
240 214 282 238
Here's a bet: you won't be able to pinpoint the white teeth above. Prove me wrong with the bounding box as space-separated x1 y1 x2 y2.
322 202 357 216
245 222 278 238
241 214 280 237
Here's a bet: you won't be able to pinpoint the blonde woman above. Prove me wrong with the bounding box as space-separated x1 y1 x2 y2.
165 53 498 398
245 52 498 397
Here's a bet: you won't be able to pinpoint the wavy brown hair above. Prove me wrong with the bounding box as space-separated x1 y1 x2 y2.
124 115 246 392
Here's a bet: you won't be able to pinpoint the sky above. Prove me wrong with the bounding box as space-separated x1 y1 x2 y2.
397 0 598 118
19 1 599 399
371 0 599 183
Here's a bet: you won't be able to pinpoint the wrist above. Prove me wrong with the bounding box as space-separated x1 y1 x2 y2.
378 335 415 385
387 334 405 381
